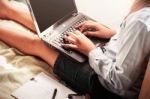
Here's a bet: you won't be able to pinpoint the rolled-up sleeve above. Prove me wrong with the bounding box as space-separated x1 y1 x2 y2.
89 47 114 79
88 19 150 97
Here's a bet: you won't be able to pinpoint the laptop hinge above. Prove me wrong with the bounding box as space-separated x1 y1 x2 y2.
72 12 78 17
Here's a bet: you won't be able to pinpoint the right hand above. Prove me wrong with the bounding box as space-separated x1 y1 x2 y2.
76 21 116 39
63 30 96 56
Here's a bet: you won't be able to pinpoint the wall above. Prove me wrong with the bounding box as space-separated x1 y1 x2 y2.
75 0 134 29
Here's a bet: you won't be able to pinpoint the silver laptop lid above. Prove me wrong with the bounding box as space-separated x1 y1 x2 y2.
26 0 77 37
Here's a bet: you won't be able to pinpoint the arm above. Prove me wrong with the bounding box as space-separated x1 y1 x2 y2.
88 20 150 96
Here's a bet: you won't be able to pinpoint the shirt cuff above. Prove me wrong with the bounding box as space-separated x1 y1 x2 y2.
88 47 104 73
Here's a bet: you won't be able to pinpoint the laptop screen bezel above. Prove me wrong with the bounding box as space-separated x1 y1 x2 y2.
26 0 78 37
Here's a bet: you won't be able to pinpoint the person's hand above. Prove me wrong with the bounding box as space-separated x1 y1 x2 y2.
76 21 116 39
62 30 96 56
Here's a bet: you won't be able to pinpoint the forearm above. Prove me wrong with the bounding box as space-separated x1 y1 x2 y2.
96 27 116 39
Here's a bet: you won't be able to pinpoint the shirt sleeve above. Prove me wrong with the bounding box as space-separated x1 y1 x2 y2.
88 19 150 96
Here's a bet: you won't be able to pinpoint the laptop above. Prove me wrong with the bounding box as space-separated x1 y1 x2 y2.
26 0 106 62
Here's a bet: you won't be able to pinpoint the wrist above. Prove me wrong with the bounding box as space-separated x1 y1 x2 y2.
85 45 96 56
106 29 116 38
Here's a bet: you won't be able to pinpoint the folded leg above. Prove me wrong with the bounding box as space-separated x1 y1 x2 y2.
0 25 59 67
0 0 36 32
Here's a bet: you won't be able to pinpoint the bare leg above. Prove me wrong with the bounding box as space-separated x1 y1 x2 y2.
0 0 36 32
0 25 59 67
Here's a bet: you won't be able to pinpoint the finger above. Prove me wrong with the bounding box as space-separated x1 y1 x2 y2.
76 22 89 32
73 30 81 35
68 32 78 39
79 25 88 32
78 21 96 31
83 31 95 36
62 44 78 49
75 21 86 28
77 20 93 28
64 36 76 44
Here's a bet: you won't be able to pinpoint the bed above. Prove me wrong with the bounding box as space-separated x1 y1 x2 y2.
1 1 150 99
0 1 56 99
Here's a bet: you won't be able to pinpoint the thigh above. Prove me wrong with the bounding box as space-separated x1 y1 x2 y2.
53 53 94 93
53 53 123 99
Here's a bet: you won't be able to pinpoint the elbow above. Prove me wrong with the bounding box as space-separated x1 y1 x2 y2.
98 71 132 96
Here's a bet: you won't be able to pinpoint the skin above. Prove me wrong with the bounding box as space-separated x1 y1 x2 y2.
0 0 58 67
62 21 116 56
0 0 36 32
0 0 148 67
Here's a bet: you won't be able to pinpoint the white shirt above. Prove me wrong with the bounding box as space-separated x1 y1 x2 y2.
88 7 150 99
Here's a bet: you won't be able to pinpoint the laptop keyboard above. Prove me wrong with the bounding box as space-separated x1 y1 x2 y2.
52 16 89 52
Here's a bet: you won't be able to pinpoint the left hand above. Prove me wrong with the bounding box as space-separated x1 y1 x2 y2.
62 30 96 56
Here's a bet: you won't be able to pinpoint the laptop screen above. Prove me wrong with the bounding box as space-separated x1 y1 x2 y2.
29 0 76 32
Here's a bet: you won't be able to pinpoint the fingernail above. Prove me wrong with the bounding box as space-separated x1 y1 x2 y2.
63 36 67 39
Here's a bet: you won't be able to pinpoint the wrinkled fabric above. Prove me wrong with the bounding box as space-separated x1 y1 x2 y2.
88 7 150 99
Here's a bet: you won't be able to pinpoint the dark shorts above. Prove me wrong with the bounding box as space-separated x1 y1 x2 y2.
53 53 123 99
